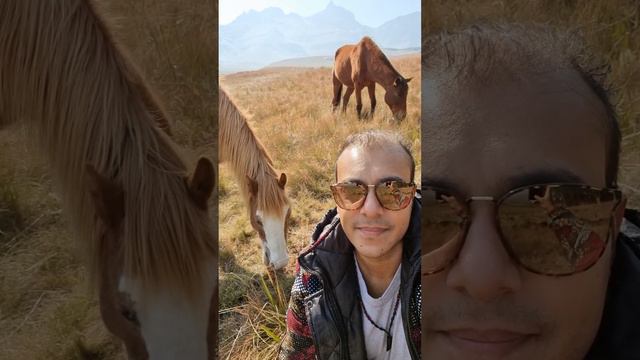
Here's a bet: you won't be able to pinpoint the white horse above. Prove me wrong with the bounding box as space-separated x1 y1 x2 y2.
219 87 291 269
0 0 217 358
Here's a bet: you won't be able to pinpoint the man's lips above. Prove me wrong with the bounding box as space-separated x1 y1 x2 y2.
355 226 388 235
446 329 534 342
437 328 538 357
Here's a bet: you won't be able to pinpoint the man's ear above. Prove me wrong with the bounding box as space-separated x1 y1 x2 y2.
187 157 215 210
85 164 124 229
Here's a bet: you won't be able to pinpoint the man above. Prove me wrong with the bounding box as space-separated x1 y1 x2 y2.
422 24 640 359
279 130 421 359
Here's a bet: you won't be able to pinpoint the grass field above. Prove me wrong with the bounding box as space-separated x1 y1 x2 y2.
218 55 421 359
0 0 215 358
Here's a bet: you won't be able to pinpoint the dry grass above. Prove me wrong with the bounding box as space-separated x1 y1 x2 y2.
218 55 421 358
424 0 640 208
0 0 215 358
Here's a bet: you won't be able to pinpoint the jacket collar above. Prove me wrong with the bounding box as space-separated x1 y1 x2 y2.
587 210 640 358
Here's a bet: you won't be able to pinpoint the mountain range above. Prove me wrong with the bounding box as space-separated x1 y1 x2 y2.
219 2 420 73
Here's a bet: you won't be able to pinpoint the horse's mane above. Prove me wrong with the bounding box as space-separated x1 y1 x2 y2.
0 0 214 295
360 36 403 78
218 87 288 216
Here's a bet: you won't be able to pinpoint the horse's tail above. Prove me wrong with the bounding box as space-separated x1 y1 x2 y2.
331 70 342 109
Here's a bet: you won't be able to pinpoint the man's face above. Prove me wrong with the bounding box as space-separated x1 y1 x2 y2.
422 71 620 360
336 144 413 260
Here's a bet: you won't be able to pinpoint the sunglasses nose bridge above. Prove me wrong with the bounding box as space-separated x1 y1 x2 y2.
360 184 384 212
467 196 498 218
448 199 523 299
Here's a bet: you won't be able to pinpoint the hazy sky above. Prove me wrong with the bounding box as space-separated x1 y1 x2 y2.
219 0 420 27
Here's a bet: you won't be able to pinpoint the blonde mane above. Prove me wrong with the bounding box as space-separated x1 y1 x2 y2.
218 87 288 216
0 0 215 294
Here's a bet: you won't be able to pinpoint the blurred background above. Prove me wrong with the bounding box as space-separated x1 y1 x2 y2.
0 0 216 358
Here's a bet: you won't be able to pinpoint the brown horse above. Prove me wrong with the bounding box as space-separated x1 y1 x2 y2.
0 0 217 358
332 36 412 120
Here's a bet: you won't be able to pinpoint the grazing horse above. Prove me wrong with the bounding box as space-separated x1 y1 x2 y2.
332 36 412 120
219 87 291 270
0 0 217 359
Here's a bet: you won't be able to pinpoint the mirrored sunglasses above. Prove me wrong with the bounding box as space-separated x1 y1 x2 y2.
422 183 622 276
331 180 416 211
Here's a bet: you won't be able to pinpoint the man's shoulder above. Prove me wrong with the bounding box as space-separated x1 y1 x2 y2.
310 208 340 244
291 264 324 299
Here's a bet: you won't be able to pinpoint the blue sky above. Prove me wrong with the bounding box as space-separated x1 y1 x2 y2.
219 0 420 27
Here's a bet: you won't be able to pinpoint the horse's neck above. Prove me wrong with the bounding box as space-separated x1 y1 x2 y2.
119 257 217 360
368 52 400 90
219 94 276 180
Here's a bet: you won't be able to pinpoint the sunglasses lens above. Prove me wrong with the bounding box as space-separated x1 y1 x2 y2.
375 181 415 210
422 189 466 274
499 185 618 275
331 183 367 210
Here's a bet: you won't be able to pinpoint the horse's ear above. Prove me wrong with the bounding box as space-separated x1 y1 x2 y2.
247 175 258 197
278 173 287 189
85 164 124 229
405 77 412 83
187 157 215 210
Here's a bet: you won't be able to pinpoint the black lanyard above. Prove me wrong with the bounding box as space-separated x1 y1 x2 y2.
359 290 401 352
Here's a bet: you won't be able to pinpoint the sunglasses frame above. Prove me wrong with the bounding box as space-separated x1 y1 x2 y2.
330 180 416 211
422 183 623 277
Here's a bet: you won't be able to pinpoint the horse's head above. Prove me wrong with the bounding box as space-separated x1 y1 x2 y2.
86 164 148 360
85 157 217 360
385 76 412 120
247 173 291 270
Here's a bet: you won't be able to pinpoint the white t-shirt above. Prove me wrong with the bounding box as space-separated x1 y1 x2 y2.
355 258 411 360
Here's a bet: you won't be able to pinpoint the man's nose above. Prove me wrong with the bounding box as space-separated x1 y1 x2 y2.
360 186 384 216
446 201 522 302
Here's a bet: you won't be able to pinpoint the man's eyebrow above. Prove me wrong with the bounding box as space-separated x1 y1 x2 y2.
422 170 586 193
505 169 586 189
378 176 406 183
341 176 406 184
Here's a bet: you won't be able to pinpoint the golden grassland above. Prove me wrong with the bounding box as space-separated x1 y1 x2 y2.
425 0 640 207
218 55 421 358
0 0 215 358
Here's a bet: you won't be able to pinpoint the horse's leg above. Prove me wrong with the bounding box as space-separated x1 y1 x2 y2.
332 71 342 112
342 87 354 113
354 84 364 119
367 83 376 118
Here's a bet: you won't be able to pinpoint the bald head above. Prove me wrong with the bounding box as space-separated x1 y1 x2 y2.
423 24 621 186
336 130 415 183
